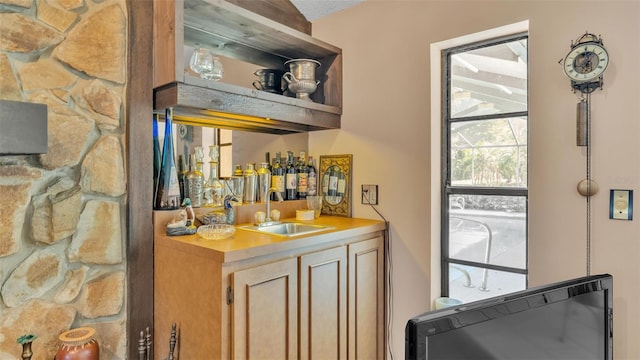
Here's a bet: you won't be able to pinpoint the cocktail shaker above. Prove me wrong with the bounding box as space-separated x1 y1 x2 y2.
256 162 271 203
243 164 257 204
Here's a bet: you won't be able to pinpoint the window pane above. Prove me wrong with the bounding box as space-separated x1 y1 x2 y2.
443 34 528 304
450 117 527 187
448 194 526 269
450 39 527 118
448 264 526 303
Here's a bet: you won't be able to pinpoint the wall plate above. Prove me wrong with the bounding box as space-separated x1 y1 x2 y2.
362 184 378 205
610 189 633 220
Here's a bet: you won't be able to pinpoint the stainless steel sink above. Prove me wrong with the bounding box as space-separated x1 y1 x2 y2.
237 222 334 237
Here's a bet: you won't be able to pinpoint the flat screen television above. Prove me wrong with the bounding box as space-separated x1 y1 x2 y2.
406 274 613 360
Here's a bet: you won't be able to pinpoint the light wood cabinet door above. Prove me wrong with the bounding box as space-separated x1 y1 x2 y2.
231 257 299 359
299 246 348 360
348 236 385 359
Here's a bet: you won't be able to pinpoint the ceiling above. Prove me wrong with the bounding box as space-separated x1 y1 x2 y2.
290 0 363 21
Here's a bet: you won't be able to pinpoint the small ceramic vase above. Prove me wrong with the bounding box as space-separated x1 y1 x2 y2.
17 334 36 360
55 327 99 360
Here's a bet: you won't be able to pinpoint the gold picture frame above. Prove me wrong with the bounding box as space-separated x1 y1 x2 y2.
318 154 352 217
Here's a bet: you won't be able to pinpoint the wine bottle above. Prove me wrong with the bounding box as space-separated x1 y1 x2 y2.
285 151 297 200
185 153 204 207
153 114 161 198
265 151 272 172
154 108 181 210
296 151 308 199
307 156 317 196
271 152 285 201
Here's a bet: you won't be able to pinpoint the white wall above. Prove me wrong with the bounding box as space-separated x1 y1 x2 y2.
311 1 640 359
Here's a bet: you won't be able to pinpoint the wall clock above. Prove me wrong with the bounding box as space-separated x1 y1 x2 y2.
562 33 609 94
561 32 610 277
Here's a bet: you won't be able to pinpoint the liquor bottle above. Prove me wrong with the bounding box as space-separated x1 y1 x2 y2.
243 163 257 204
256 162 271 203
153 114 161 198
296 151 308 199
271 152 285 201
203 145 224 207
195 150 206 205
285 151 297 200
307 156 317 196
154 108 181 210
185 153 204 207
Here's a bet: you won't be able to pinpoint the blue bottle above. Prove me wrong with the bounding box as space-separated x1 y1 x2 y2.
153 113 162 199
154 108 181 210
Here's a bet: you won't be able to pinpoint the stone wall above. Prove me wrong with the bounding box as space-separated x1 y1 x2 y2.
0 0 128 358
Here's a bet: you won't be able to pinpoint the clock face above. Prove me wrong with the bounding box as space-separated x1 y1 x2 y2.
563 43 609 82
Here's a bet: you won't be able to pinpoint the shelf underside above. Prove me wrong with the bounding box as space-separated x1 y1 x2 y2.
183 0 340 69
154 80 341 134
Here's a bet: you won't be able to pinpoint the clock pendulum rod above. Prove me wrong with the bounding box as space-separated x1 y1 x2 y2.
576 92 593 276
585 92 592 276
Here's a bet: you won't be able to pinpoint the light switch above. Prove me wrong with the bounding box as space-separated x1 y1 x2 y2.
610 189 633 220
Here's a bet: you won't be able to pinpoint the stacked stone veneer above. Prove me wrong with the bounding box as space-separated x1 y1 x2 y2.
0 0 128 358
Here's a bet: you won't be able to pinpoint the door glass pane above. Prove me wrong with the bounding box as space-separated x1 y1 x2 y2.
448 194 526 269
450 117 527 187
448 264 527 303
450 38 528 118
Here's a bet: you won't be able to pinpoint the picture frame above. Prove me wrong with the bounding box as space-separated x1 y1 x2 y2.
318 154 352 217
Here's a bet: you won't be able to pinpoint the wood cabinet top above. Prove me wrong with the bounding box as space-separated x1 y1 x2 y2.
154 215 385 263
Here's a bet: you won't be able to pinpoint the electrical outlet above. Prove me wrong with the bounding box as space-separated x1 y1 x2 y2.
362 184 378 205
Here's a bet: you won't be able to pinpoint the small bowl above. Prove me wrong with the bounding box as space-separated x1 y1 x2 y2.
197 224 235 240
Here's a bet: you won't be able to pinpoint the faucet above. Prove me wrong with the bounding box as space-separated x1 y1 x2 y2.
259 187 283 226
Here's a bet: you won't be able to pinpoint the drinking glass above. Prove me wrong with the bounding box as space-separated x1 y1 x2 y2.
209 56 224 81
306 196 323 219
189 47 215 79
225 177 244 205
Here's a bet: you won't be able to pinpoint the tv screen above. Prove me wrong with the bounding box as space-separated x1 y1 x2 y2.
406 274 613 360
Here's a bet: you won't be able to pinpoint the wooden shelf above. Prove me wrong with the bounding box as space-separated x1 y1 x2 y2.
153 0 342 133
154 75 341 134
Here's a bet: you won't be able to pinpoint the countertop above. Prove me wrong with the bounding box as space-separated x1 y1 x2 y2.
154 215 386 264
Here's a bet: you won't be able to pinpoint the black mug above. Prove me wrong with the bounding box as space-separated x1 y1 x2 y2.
253 69 285 93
